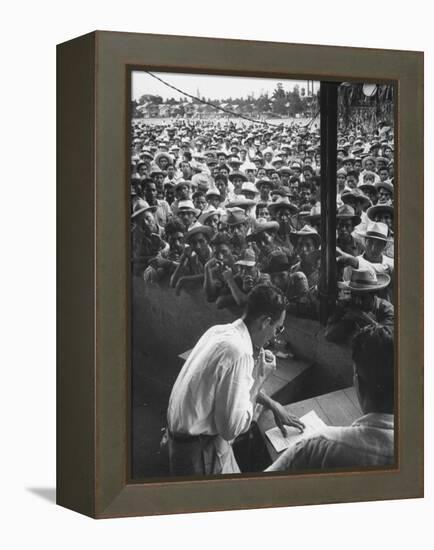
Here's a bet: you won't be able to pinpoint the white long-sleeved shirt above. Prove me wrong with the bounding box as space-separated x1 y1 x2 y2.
167 319 255 441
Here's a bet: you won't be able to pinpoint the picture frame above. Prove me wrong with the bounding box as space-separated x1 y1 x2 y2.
57 30 423 518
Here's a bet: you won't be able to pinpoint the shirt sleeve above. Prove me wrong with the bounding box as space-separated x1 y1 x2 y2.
214 347 254 441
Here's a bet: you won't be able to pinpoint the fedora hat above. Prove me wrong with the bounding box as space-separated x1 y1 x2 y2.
246 218 280 241
268 196 299 216
358 182 378 195
255 177 273 190
191 172 212 191
241 181 260 196
228 170 248 183
357 221 389 241
235 247 257 267
367 204 394 222
174 179 192 191
289 225 321 247
375 181 394 195
131 198 157 218
262 251 291 274
336 204 361 226
205 187 221 198
341 188 372 209
154 151 173 166
198 206 220 225
185 222 213 242
177 200 200 217
343 266 390 293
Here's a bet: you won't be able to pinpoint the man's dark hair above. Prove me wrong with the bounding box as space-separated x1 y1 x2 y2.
352 325 394 413
346 169 359 179
244 284 288 323
165 218 185 238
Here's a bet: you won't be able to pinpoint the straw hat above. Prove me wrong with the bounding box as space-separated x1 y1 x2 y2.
289 225 321 247
343 266 390 293
131 199 157 218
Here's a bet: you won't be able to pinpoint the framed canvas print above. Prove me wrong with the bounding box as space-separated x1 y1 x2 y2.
57 31 423 518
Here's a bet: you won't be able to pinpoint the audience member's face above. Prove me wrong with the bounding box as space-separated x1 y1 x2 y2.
193 195 207 211
364 159 375 171
232 177 244 191
144 182 158 204
373 212 393 232
365 237 386 258
257 206 270 220
379 168 389 181
205 214 220 233
271 173 281 186
178 210 196 229
168 231 185 256
346 175 358 189
238 265 259 293
337 219 355 242
276 208 293 230
378 189 392 204
189 233 209 258
176 185 190 201
215 180 227 200
297 236 317 260
228 223 247 245
166 165 176 178
141 211 157 235
214 244 233 267
337 173 346 188
165 187 175 204
364 189 378 204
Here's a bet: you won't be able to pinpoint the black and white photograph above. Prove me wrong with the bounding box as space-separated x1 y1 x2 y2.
130 70 395 480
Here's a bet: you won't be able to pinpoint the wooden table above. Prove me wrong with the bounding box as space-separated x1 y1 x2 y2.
257 386 363 463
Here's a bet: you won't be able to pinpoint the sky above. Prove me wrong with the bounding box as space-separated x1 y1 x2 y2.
132 70 320 102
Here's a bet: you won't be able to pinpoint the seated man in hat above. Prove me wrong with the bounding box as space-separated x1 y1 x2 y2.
224 208 250 260
268 197 298 253
267 323 394 472
367 203 394 259
375 181 394 205
144 219 186 283
209 247 270 310
325 266 394 344
131 199 168 277
176 200 200 231
170 223 213 295
336 205 365 259
337 221 394 304
246 218 294 272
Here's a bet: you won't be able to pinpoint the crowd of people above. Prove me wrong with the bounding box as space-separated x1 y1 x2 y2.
131 116 395 344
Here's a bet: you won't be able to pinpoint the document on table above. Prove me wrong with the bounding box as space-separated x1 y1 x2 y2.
265 410 327 453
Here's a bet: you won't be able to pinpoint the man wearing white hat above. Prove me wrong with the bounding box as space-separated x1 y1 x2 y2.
337 221 394 303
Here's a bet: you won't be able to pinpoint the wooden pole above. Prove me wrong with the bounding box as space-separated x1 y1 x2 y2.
319 82 339 325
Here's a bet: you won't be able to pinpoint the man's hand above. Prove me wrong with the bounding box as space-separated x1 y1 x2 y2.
257 348 276 380
222 266 234 283
271 402 305 436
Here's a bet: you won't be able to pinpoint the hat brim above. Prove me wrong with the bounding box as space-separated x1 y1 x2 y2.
235 260 256 267
185 226 214 241
246 221 280 241
343 272 390 293
336 213 362 226
289 232 321 247
268 203 298 216
132 205 157 218
367 204 394 221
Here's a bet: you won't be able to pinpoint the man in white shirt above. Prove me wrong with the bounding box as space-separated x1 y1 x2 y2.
166 284 304 476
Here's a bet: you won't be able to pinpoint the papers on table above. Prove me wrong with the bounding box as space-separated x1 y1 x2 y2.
265 410 327 453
